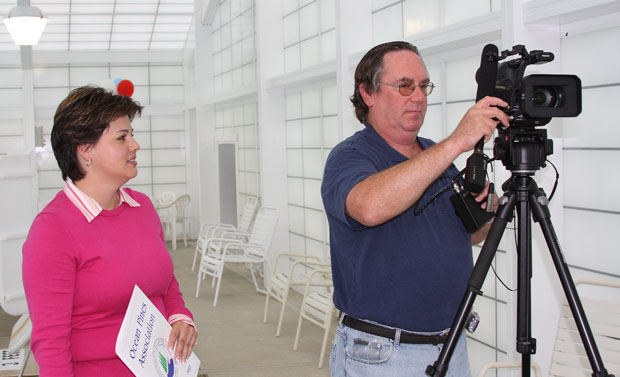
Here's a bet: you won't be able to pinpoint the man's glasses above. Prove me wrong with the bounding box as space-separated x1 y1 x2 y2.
379 81 435 97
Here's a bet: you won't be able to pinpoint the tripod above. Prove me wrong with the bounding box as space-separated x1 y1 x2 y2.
425 172 615 377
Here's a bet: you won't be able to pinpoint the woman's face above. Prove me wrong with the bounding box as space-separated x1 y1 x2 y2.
86 115 140 185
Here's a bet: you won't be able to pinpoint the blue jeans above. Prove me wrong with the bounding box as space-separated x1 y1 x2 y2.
329 319 471 377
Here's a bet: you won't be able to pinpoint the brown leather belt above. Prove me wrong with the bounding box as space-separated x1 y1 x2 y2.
342 315 447 345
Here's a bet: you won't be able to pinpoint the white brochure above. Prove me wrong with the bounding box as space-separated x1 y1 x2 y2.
115 285 200 377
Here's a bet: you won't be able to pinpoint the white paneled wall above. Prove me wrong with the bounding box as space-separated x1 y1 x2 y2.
285 84 337 263
214 102 261 213
212 0 256 95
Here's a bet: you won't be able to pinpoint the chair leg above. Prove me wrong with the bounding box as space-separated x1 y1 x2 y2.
263 290 270 324
182 221 188 247
18 346 30 377
171 221 177 250
276 289 290 337
192 248 198 271
293 312 303 351
195 270 202 298
213 265 223 307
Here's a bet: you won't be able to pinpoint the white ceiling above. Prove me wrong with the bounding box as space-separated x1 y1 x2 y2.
0 0 195 52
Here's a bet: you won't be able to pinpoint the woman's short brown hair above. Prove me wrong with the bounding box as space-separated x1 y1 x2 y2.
350 41 421 122
51 86 143 182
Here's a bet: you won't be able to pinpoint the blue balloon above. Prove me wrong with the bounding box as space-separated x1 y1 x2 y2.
114 78 122 86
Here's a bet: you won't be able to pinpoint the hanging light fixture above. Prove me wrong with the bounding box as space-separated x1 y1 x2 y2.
3 5 48 46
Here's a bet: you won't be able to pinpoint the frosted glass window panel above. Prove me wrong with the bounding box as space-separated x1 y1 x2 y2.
300 37 321 69
0 68 22 87
220 0 232 25
110 66 149 86
288 177 304 206
69 67 109 87
133 131 151 149
305 238 325 261
136 150 151 167
243 63 256 85
305 208 325 242
283 13 300 46
152 166 186 184
240 11 254 39
285 45 301 73
233 106 244 125
321 85 337 115
241 171 259 194
221 22 232 48
445 56 478 102
152 149 186 166
131 168 152 185
466 340 497 377
223 107 235 127
403 0 440 37
243 103 257 124
564 209 619 276
151 131 185 149
232 68 243 88
425 63 442 105
299 1 319 41
0 120 22 136
320 0 336 31
287 149 303 176
287 120 303 148
562 26 620 87
37 170 64 189
418 104 443 142
221 47 233 72
321 29 337 62
562 87 620 148
372 4 403 45
0 89 23 108
303 179 323 210
33 67 69 87
323 116 339 148
242 37 255 64
240 127 257 148
0 137 24 154
469 295 497 347
283 0 300 15
564 150 619 212
445 102 472 135
286 92 302 119
289 233 306 254
444 0 490 26
231 15 242 42
150 66 184 86
213 29 222 52
132 87 150 105
302 149 324 179
372 0 400 11
289 205 305 234
151 115 185 131
34 88 70 108
493 251 510 303
302 89 322 118
232 42 243 68
150 86 184 104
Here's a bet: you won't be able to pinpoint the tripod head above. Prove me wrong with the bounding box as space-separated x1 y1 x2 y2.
493 127 553 174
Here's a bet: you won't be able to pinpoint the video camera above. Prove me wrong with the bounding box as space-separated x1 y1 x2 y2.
453 44 582 232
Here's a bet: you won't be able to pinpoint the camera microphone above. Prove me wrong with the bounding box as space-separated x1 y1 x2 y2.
464 43 499 193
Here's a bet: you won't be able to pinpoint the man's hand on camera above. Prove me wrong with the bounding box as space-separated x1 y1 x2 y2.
447 96 510 154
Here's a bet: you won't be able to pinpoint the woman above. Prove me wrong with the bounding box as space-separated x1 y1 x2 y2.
22 86 197 376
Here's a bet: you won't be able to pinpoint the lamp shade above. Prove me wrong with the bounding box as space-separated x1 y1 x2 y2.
3 6 48 46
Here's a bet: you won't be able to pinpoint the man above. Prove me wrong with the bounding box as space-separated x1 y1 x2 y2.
321 41 509 376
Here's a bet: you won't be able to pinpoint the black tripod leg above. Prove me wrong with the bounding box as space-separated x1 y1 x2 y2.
426 191 517 377
529 190 614 377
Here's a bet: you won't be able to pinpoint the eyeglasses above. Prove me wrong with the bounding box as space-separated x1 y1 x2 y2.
379 81 435 97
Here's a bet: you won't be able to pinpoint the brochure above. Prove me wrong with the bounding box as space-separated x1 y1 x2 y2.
115 285 200 377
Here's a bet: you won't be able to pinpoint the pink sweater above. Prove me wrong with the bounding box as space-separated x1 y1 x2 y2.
23 188 193 376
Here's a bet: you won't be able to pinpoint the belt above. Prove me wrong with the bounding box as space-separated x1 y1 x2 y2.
342 315 447 345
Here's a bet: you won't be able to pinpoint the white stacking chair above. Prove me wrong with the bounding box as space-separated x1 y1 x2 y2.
195 207 279 306
192 196 258 271
1 233 31 377
264 252 330 337
160 194 191 250
478 278 620 377
293 267 335 369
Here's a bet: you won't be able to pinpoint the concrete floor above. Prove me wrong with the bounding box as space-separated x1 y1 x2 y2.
0 241 334 377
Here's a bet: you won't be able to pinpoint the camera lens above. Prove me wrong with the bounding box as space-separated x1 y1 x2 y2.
532 86 562 108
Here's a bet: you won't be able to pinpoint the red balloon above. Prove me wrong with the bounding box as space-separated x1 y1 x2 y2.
117 79 134 97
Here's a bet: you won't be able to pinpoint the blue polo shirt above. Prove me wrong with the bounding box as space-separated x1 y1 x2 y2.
321 123 473 332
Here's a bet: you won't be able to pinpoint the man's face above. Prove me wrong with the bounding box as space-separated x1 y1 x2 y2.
364 50 429 141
